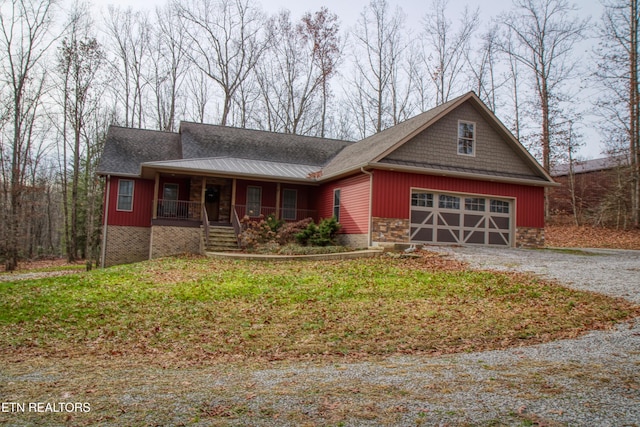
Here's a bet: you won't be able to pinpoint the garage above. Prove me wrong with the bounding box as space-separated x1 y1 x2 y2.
410 190 513 246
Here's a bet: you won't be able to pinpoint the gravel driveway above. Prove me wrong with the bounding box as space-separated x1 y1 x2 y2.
1 247 639 426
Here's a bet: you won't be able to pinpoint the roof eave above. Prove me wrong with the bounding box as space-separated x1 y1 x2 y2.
370 162 559 187
139 163 319 185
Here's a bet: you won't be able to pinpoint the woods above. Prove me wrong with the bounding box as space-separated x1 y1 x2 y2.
0 0 639 269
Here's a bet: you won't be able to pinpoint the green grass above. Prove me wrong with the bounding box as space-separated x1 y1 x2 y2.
0 254 637 361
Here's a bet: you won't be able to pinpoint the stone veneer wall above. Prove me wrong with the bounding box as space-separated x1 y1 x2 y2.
150 225 202 259
371 217 410 244
515 227 544 248
103 225 151 267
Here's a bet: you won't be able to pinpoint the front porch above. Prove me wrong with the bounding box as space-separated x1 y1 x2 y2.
148 173 319 256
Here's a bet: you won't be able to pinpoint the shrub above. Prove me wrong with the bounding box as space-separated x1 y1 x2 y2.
295 217 341 247
276 217 314 245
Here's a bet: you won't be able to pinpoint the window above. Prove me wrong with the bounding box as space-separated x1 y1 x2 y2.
282 189 297 221
465 197 485 211
439 194 460 210
247 186 262 216
490 199 510 214
458 121 476 156
161 183 179 216
116 179 134 211
333 189 341 221
411 192 433 207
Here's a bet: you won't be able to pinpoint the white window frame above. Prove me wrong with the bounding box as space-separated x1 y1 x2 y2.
333 188 341 221
246 186 262 217
457 120 476 157
116 179 134 212
282 189 297 221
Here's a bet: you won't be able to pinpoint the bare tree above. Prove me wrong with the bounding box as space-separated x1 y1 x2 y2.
422 0 479 105
497 0 588 218
300 7 341 137
594 0 640 227
57 2 104 262
466 25 503 111
0 0 58 270
103 6 150 128
176 0 270 127
149 2 187 132
350 0 412 136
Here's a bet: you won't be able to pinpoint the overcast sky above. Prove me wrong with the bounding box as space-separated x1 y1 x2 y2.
87 0 606 159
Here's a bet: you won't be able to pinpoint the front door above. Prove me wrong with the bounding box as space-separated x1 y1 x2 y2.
205 185 220 222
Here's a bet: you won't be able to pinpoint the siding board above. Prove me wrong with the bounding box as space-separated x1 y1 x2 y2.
107 177 155 227
372 170 544 228
318 173 371 234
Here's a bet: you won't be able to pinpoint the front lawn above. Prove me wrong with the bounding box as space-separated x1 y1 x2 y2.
0 252 637 363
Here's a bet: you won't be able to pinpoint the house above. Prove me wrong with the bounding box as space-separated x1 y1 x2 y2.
98 91 556 267
550 155 630 224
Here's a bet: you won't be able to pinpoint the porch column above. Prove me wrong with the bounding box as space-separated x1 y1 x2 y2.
275 183 281 220
201 177 206 220
152 172 160 219
231 178 237 214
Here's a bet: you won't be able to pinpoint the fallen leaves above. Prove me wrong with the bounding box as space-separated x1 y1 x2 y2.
546 225 640 250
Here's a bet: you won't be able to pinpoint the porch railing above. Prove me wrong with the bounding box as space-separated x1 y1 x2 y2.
234 205 317 222
156 199 202 220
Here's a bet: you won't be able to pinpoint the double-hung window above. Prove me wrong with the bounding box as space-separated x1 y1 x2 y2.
458 121 476 156
333 189 341 221
282 189 297 221
117 179 134 211
247 186 262 217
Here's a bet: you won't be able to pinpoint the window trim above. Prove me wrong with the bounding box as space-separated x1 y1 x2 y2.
116 179 134 212
333 188 341 221
457 120 476 157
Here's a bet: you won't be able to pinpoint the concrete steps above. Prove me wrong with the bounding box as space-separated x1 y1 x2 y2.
205 225 240 252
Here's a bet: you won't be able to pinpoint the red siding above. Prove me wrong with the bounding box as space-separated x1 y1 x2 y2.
158 176 190 200
235 180 277 207
372 170 544 228
318 173 371 234
106 177 155 227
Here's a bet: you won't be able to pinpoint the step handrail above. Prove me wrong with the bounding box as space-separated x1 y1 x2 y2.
202 206 210 248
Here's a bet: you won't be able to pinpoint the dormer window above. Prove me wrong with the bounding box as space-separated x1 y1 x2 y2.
458 120 476 156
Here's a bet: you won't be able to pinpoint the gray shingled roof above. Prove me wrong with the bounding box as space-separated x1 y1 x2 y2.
179 122 350 167
98 92 554 186
97 127 181 176
142 157 318 180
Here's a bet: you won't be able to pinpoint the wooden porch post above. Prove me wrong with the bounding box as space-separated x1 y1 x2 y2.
231 178 237 213
275 183 281 219
201 176 207 212
152 172 160 219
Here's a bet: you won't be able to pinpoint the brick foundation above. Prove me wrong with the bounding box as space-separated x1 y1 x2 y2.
515 227 545 248
103 225 151 267
371 217 409 244
336 233 369 248
150 225 202 259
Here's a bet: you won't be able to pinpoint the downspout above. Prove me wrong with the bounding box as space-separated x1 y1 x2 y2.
361 167 373 247
100 175 111 268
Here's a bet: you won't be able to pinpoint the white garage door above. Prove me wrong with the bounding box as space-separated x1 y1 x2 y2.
410 191 513 246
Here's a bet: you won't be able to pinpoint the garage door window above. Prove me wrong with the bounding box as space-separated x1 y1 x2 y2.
465 197 485 211
439 195 460 209
412 192 433 207
490 199 510 213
